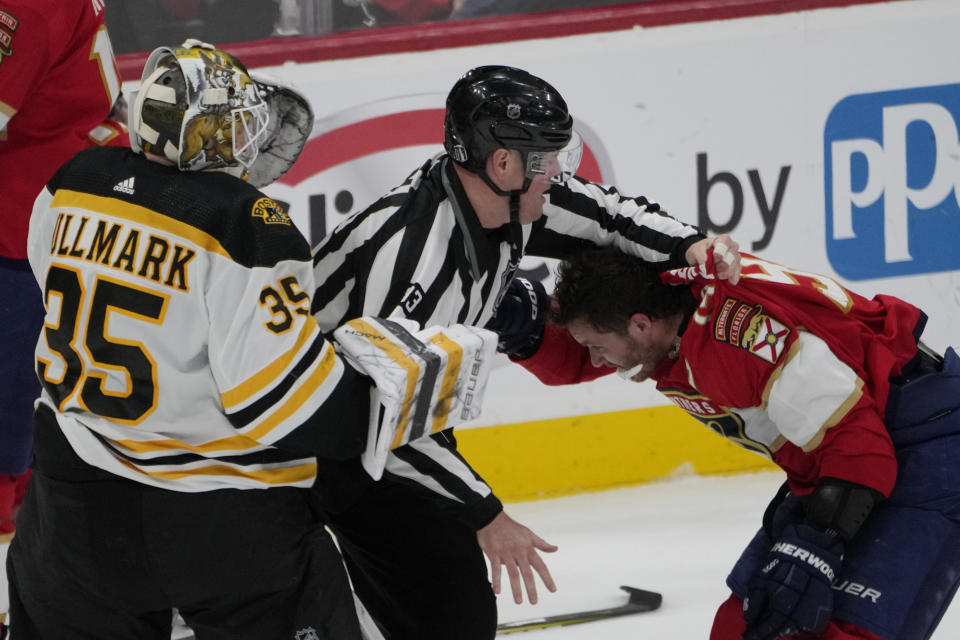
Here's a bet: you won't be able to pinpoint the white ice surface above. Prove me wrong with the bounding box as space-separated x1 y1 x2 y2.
493 472 960 638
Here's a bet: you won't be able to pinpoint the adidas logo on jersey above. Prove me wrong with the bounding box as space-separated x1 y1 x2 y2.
113 177 135 195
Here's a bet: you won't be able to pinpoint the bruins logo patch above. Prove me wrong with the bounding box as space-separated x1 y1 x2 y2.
251 198 291 225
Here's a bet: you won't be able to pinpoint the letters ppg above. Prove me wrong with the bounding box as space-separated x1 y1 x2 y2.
825 82 960 280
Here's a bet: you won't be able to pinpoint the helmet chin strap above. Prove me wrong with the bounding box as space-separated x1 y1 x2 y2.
505 190 522 269
477 169 533 198
477 169 532 307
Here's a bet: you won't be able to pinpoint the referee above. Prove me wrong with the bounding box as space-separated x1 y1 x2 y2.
311 65 741 640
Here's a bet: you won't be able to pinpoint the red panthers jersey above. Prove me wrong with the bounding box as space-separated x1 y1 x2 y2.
522 254 924 497
0 0 126 259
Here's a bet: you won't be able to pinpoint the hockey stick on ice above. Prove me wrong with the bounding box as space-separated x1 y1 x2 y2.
171 586 661 638
495 585 662 634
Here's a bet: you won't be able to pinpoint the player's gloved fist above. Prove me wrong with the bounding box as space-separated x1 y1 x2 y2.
742 523 843 640
485 278 548 359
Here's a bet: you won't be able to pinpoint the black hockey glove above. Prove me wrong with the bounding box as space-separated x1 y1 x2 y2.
744 477 882 640
742 522 843 640
485 278 548 360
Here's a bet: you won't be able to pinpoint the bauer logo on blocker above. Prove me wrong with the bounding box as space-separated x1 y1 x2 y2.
824 83 960 280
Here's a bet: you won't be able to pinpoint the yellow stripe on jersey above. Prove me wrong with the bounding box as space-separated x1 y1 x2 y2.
113 433 261 455
242 342 339 442
116 343 339 455
51 190 232 259
347 319 420 449
221 320 317 410
117 456 317 485
428 332 463 435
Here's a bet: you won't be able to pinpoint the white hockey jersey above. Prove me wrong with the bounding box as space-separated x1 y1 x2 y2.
27 147 372 492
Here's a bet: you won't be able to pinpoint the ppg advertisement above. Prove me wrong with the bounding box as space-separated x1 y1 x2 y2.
825 83 960 280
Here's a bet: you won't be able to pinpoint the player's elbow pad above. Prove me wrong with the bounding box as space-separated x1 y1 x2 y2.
805 477 884 542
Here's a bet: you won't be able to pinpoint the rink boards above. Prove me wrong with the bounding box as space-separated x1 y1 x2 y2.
456 403 777 502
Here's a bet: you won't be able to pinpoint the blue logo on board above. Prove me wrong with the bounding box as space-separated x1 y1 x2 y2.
824 83 960 280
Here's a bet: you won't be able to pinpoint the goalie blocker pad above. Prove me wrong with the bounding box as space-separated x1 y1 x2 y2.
333 318 497 480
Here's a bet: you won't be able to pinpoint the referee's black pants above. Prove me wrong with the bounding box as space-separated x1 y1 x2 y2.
328 478 498 640
8 406 363 640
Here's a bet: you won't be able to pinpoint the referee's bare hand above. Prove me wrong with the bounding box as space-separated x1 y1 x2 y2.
478 510 558 604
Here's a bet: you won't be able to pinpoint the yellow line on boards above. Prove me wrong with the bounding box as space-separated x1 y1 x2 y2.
456 405 777 502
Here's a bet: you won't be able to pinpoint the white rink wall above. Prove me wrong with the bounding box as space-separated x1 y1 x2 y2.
245 0 960 427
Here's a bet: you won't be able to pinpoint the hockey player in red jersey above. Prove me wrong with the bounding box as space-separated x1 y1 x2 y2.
489 246 959 640
0 0 128 631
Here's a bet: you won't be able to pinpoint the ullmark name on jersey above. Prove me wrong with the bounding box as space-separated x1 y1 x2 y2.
113 177 135 195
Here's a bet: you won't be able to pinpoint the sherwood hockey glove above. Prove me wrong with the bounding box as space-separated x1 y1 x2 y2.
333 317 497 479
485 278 548 359
742 522 843 640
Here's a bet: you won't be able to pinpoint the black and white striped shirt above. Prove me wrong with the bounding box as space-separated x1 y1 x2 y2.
312 154 702 527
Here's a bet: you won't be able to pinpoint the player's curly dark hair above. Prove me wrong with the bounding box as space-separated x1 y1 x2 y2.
551 247 696 333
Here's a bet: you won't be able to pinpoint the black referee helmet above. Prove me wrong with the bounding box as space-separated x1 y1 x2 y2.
443 65 574 174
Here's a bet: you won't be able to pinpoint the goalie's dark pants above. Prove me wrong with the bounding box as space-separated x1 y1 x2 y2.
326 478 497 640
720 348 960 640
8 406 363 640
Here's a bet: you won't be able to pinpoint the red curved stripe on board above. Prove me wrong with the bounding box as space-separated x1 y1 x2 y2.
278 108 602 186
278 109 444 184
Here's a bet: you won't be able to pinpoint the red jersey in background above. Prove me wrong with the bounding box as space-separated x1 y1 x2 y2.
0 0 127 259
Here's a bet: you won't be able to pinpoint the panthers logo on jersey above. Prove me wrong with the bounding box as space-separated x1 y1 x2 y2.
251 197 291 225
661 388 773 459
713 297 790 365
0 10 18 66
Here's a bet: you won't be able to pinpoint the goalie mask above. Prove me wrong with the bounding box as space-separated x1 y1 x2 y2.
129 44 270 172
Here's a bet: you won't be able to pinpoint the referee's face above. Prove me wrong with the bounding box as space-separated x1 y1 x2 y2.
518 172 553 224
512 150 556 224
488 149 554 224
